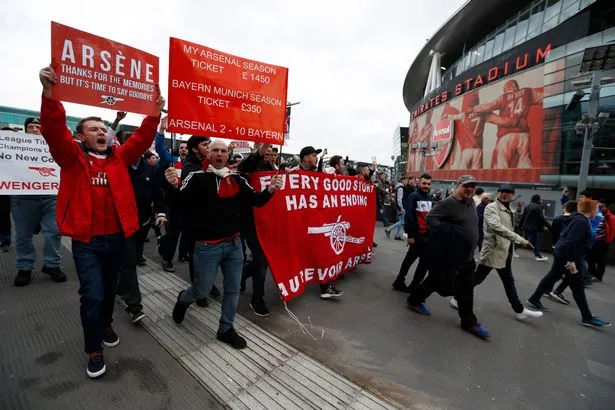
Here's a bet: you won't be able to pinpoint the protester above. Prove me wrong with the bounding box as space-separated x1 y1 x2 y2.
527 199 611 329
167 140 283 349
392 174 433 293
476 192 492 251
385 176 409 240
356 163 378 248
587 200 614 282
560 187 570 206
326 155 346 175
452 185 542 321
376 171 390 227
577 190 601 286
473 187 485 206
407 175 490 339
237 142 276 316
519 194 551 261
38 65 164 378
11 116 65 286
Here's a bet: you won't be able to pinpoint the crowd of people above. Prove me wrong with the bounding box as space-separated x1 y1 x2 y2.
0 65 612 381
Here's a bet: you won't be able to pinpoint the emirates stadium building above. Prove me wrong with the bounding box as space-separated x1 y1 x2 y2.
402 0 615 199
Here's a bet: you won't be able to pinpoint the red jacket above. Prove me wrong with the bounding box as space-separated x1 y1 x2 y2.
603 209 615 244
40 96 160 243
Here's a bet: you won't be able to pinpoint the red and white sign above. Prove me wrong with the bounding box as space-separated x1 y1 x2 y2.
0 131 60 195
250 171 376 302
431 119 454 168
51 22 160 115
167 38 288 144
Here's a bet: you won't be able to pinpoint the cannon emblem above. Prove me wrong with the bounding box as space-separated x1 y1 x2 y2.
28 166 57 177
307 216 365 255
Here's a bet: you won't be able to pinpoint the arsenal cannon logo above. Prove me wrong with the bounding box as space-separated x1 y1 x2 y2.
432 119 454 168
307 215 365 255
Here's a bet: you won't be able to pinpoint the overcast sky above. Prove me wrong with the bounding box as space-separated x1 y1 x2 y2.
0 0 465 165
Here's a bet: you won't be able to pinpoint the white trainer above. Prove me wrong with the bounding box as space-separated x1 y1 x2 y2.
449 297 458 310
535 256 549 262
516 308 544 320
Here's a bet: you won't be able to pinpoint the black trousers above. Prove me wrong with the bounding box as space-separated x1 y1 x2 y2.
529 258 593 321
395 236 429 292
408 259 478 329
474 255 524 314
243 229 268 302
117 230 146 313
0 195 11 242
587 241 609 281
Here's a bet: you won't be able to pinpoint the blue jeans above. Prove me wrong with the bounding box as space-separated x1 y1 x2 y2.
180 237 243 333
72 234 126 353
523 230 542 257
11 196 61 270
387 219 404 237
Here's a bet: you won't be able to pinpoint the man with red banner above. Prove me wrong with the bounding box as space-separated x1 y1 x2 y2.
38 66 165 378
167 140 283 349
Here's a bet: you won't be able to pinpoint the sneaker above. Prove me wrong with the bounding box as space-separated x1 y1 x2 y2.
582 317 612 329
407 303 431 316
527 299 549 311
550 291 570 305
591 277 602 283
217 328 247 349
450 297 458 310
320 284 343 299
42 266 67 283
250 300 270 317
210 285 221 298
102 327 120 347
177 256 189 263
195 297 209 307
129 311 145 324
384 229 391 239
513 253 520 258
161 260 175 273
535 256 549 262
394 236 404 241
543 292 553 298
13 270 32 287
391 281 408 293
87 352 106 379
516 308 543 320
465 324 491 339
172 292 189 324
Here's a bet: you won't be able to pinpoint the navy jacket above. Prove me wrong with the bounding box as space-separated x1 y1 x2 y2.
554 212 591 264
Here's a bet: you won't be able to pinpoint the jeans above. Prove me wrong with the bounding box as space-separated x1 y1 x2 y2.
0 195 10 244
159 211 183 262
387 219 404 238
529 258 593 321
72 234 126 353
587 241 609 281
409 259 478 329
523 229 542 257
474 255 524 314
11 196 61 271
243 229 268 303
180 237 243 333
380 209 389 226
117 233 143 313
395 236 429 293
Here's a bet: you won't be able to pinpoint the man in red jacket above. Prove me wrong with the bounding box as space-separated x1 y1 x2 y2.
38 66 164 379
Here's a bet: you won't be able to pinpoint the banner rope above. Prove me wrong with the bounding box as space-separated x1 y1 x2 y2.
283 302 324 341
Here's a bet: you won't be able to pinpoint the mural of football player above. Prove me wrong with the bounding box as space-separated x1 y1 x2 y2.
407 120 420 173
413 110 433 172
472 79 543 169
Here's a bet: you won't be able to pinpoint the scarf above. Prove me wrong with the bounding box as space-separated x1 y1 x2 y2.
207 165 239 198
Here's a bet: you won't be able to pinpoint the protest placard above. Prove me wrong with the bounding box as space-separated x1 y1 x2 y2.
167 38 288 144
250 171 376 301
0 131 60 195
51 22 159 115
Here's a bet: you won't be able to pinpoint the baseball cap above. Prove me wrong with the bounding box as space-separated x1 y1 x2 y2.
456 175 477 186
24 117 40 129
299 146 322 160
498 184 515 193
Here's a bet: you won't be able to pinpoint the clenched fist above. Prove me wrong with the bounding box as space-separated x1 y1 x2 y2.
165 167 179 188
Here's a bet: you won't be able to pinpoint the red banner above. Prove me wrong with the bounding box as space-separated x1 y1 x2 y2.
250 171 376 302
50 22 160 115
167 38 288 144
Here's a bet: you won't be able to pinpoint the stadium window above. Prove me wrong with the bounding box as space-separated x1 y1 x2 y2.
492 28 505 56
475 43 486 65
502 20 517 52
542 0 562 33
560 0 580 21
527 1 546 38
483 36 495 61
515 11 530 45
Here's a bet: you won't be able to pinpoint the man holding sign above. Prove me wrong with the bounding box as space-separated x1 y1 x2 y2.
38 65 164 378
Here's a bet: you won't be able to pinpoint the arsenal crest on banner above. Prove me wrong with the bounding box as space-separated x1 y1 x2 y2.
432 119 454 168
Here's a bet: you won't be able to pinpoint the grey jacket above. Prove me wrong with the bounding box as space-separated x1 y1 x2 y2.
478 200 525 269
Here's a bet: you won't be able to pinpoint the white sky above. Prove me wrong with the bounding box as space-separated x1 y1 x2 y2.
0 0 465 166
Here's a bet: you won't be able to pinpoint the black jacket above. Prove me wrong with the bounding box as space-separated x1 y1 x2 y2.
180 153 204 180
237 151 275 173
520 201 551 231
427 222 473 296
177 171 273 241
554 212 591 264
128 158 167 226
551 214 572 245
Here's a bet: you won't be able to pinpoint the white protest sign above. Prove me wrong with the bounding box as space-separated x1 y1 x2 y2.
0 131 60 195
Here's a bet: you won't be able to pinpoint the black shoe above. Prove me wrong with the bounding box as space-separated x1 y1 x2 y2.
129 310 145 324
392 281 409 293
250 300 270 317
394 236 404 241
42 266 67 283
217 328 247 349
320 284 343 299
102 326 120 347
372 242 378 248
13 270 32 287
173 292 189 324
177 256 189 263
210 285 221 298
137 257 147 267
196 298 209 307
384 229 391 239
161 260 175 273
0 242 9 252
527 299 549 311
87 352 106 379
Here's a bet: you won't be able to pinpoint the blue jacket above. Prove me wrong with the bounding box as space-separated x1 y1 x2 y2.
554 212 591 264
